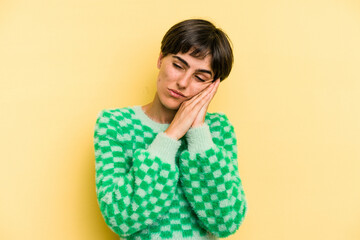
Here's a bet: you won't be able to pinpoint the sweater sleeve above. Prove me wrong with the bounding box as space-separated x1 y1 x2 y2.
179 113 248 238
94 110 180 237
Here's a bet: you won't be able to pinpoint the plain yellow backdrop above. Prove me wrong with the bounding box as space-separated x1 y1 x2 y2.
1 0 360 239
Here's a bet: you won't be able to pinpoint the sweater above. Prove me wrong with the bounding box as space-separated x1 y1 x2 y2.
93 105 248 240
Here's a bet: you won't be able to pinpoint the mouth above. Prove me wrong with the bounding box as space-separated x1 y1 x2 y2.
168 88 185 98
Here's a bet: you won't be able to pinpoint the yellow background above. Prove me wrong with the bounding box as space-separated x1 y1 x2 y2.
1 0 359 239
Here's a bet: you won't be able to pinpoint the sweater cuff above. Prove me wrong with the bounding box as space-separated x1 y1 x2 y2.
186 123 215 154
147 132 181 165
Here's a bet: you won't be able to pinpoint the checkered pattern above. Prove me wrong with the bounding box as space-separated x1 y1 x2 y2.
180 114 247 238
93 106 247 240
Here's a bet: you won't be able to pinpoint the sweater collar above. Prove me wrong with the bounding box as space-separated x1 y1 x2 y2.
132 105 170 132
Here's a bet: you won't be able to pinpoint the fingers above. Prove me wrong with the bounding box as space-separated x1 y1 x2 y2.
200 79 220 109
208 78 220 100
184 83 214 105
190 79 220 127
184 78 220 107
201 79 220 100
183 79 220 119
197 79 220 104
167 79 221 138
178 78 220 116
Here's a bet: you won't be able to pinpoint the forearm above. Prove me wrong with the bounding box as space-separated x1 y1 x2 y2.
94 111 181 236
179 117 247 237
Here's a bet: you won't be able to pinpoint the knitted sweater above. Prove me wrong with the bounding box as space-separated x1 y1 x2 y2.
93 105 248 240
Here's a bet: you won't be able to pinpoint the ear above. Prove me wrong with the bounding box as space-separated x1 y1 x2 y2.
157 52 164 69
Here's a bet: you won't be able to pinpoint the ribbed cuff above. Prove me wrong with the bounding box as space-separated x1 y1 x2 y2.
186 124 215 154
147 132 181 165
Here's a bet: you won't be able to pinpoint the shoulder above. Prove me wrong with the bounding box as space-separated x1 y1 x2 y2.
205 111 236 137
95 106 137 122
204 112 238 150
94 106 138 130
205 111 233 127
96 106 135 119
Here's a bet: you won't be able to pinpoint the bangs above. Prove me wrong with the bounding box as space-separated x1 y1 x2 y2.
188 46 211 59
168 35 212 59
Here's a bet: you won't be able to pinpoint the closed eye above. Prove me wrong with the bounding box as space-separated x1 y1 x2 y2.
173 63 183 69
195 76 205 82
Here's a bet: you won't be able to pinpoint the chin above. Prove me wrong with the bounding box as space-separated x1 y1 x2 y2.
160 97 181 111
163 101 181 111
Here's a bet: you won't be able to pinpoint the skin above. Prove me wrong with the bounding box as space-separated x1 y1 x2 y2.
142 51 220 140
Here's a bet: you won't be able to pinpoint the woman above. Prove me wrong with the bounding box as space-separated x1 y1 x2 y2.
94 19 248 240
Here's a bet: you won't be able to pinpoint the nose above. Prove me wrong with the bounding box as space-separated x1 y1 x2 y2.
176 72 192 89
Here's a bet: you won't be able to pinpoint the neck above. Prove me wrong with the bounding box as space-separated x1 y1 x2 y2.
142 93 177 124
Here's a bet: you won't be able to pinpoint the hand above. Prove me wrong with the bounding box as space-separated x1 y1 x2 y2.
164 78 220 140
192 78 220 127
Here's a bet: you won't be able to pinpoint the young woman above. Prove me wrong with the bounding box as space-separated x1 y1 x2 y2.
93 19 248 240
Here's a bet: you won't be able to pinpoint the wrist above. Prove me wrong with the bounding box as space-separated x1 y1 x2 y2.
191 121 204 128
191 115 205 128
186 124 215 153
164 129 180 140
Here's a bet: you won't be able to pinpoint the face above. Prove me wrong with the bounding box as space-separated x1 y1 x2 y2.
156 51 214 110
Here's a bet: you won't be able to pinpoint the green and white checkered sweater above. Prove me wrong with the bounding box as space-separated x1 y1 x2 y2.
93 105 247 240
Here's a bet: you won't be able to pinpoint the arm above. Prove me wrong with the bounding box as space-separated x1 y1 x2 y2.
179 113 248 238
94 110 180 237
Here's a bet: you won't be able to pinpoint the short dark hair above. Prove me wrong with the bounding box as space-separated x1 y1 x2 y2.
161 19 233 81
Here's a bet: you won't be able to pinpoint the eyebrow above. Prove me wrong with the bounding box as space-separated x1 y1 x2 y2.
172 56 213 76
